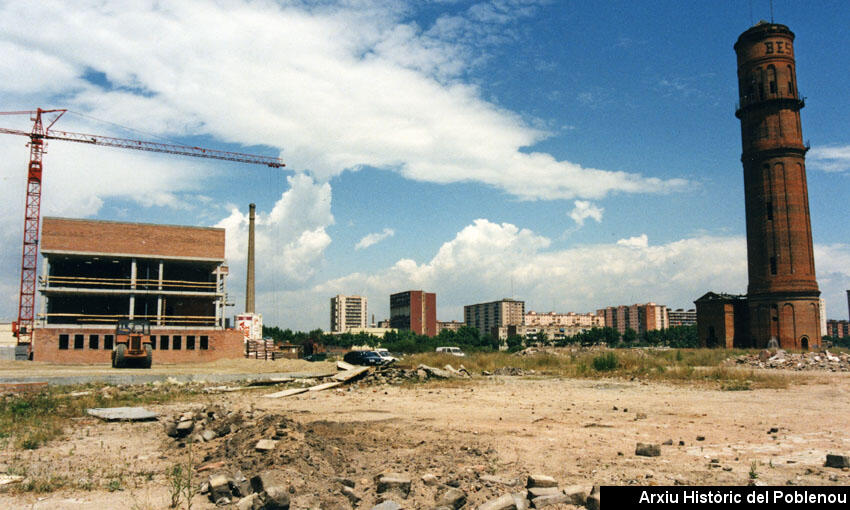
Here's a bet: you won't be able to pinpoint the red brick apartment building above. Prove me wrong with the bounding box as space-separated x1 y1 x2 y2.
32 217 243 363
389 290 437 337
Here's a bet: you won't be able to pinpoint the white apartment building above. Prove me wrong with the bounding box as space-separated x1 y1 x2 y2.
330 295 368 333
525 311 605 328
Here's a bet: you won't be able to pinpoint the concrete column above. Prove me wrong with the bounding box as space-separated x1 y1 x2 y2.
40 256 49 324
245 203 256 314
129 258 137 320
214 269 222 328
157 261 163 326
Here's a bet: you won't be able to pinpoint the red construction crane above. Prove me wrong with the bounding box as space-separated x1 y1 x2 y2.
0 108 285 352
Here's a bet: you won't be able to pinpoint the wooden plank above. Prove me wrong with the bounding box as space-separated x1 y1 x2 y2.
331 366 370 382
263 387 309 399
308 381 343 392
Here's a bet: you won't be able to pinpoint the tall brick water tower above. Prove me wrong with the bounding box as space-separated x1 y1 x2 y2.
734 22 821 349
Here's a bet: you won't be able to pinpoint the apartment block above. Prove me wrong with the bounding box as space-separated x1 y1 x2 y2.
667 308 697 327
525 311 604 328
464 298 525 338
390 290 437 337
597 302 669 336
32 217 242 363
330 295 368 333
826 320 850 339
437 320 465 334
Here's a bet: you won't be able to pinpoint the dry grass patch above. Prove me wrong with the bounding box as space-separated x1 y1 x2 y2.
400 348 792 390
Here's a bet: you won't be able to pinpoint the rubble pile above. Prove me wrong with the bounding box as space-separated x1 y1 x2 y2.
731 349 850 372
158 405 606 509
358 364 472 385
161 403 247 444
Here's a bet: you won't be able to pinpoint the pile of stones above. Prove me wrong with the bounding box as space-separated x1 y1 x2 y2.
161 404 249 444
363 472 600 510
731 349 850 372
359 364 472 385
204 469 291 509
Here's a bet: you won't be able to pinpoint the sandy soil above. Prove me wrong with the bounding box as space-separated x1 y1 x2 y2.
2 371 850 509
0 358 337 378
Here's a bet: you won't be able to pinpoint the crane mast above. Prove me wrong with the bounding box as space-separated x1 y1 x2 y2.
1 108 285 354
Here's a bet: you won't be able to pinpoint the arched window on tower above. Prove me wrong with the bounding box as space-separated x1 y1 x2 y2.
767 66 777 94
759 68 766 100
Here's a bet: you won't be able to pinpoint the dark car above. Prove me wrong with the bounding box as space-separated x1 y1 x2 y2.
303 352 328 362
343 350 390 366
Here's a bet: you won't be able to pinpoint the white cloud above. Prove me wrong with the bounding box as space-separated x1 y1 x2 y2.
254 219 820 330
216 174 334 292
617 234 649 249
808 145 850 173
0 0 688 202
355 228 395 250
569 200 604 227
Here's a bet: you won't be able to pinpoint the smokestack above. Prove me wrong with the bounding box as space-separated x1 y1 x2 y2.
245 203 256 314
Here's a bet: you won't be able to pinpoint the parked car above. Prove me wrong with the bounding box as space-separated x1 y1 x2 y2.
343 350 391 366
303 352 328 362
436 346 465 357
374 349 398 363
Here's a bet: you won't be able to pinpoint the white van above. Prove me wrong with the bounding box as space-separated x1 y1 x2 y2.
436 346 465 357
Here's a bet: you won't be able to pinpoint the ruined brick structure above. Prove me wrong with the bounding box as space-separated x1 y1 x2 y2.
735 22 821 349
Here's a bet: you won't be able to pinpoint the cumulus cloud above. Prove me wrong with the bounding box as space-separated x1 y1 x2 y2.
355 228 395 250
617 234 649 249
569 200 604 227
808 145 850 173
215 174 333 292
0 0 687 202
253 219 796 330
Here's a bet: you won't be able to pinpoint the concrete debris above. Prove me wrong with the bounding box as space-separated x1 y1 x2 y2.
255 439 278 452
491 367 535 376
436 487 467 509
731 349 850 371
263 388 309 399
342 485 362 503
635 443 661 457
825 454 850 469
86 407 158 422
371 501 402 510
0 475 24 486
376 472 412 498
526 474 557 488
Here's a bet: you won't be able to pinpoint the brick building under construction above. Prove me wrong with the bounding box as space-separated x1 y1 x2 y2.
32 217 243 363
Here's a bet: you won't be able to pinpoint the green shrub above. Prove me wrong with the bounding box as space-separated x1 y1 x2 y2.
592 352 619 371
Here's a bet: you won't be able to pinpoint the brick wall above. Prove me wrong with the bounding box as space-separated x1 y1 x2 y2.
41 217 225 260
33 327 243 364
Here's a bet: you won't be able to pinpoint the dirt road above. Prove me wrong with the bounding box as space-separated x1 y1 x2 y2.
3 371 849 509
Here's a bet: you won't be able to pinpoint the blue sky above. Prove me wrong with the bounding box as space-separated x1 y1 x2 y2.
0 0 848 330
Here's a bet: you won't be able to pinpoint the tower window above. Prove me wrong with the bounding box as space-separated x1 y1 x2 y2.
767 66 777 94
770 256 777 275
766 201 773 220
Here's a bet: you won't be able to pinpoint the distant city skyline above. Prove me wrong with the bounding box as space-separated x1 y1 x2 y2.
1 1 848 331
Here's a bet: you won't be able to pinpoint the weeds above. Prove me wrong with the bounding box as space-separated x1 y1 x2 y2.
166 439 196 509
749 460 759 479
399 348 792 390
592 352 619 371
0 382 202 452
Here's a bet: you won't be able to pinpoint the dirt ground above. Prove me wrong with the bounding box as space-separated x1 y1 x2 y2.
0 358 337 378
2 370 850 509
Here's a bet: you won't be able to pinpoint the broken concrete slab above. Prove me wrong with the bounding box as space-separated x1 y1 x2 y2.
531 493 569 508
308 381 344 392
86 407 158 422
526 474 557 488
527 486 560 498
331 366 371 382
376 472 412 498
263 388 309 399
336 360 356 371
635 443 661 457
562 485 588 505
477 494 518 510
825 454 850 468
